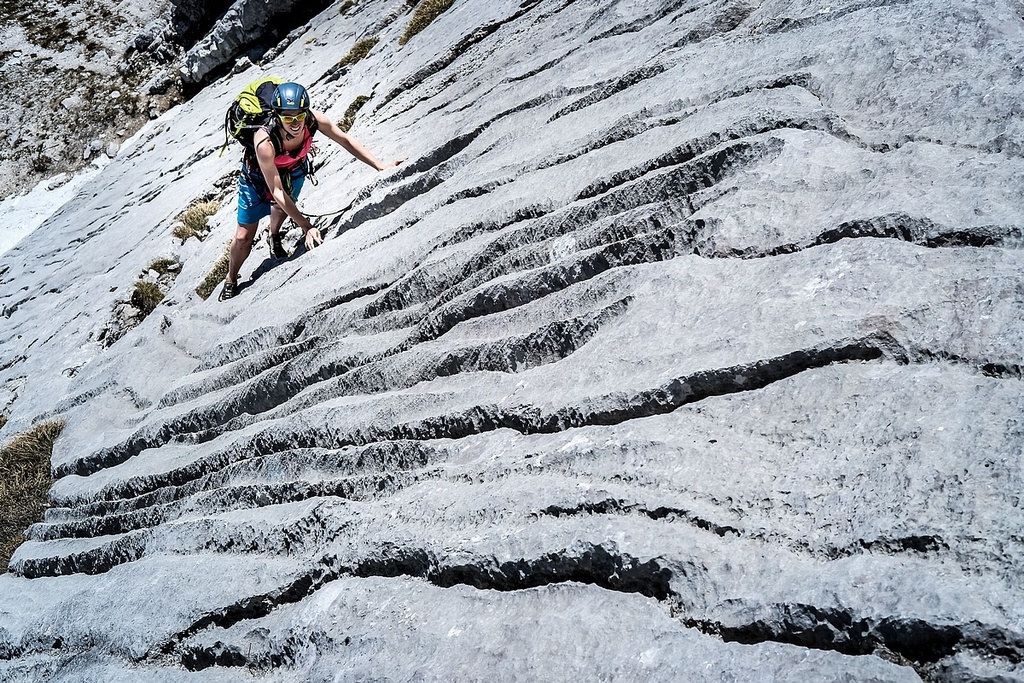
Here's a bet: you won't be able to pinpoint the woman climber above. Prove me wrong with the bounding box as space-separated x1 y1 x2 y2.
221 81 405 301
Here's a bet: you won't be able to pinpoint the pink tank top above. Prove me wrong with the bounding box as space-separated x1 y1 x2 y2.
273 128 313 171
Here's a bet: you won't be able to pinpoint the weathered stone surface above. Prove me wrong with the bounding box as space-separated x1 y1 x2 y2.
179 0 336 85
1 0 1023 680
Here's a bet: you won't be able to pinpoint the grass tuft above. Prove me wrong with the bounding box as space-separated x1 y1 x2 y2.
340 95 371 133
400 0 456 45
131 281 165 316
196 246 231 300
336 37 378 69
0 420 65 570
172 201 220 243
147 257 178 275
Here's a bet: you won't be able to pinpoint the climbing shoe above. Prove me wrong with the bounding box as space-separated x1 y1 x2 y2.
270 233 288 259
218 280 237 301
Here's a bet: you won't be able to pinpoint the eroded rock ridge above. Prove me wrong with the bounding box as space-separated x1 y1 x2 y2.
0 0 1022 681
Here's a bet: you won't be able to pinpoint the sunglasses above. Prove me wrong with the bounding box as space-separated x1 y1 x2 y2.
278 111 308 124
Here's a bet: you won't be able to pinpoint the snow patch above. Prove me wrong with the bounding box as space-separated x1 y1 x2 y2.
0 157 112 257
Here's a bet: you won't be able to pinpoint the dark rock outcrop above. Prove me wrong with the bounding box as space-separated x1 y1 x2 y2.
178 0 341 86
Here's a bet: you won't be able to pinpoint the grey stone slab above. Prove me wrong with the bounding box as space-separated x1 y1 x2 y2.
1 0 1023 680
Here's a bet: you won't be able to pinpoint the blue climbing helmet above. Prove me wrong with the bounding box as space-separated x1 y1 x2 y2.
272 82 311 111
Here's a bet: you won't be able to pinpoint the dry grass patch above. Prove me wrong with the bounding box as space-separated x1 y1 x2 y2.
147 256 178 275
319 37 379 86
340 95 371 132
0 420 64 570
196 245 231 300
131 280 165 315
337 37 378 69
172 200 220 243
400 0 456 45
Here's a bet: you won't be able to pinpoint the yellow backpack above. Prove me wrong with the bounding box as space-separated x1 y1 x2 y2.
219 75 287 157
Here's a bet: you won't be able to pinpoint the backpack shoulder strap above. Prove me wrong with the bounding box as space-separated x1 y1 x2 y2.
240 123 280 169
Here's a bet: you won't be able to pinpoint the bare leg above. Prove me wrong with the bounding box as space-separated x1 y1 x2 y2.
226 221 258 284
268 205 287 238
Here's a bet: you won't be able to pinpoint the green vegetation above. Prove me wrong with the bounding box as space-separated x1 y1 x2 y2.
0 420 65 570
340 95 371 132
172 200 220 243
131 281 165 316
400 0 456 45
336 37 379 69
196 246 232 300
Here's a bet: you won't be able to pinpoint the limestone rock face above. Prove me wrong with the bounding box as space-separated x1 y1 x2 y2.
179 0 335 85
0 0 1023 681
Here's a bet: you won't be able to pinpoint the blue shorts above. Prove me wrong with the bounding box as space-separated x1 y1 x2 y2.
237 168 306 225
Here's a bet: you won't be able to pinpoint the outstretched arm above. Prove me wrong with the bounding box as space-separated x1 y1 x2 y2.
314 110 407 170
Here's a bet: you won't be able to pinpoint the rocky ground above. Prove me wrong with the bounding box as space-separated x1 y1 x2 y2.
0 0 177 199
0 0 331 201
1 0 1023 681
